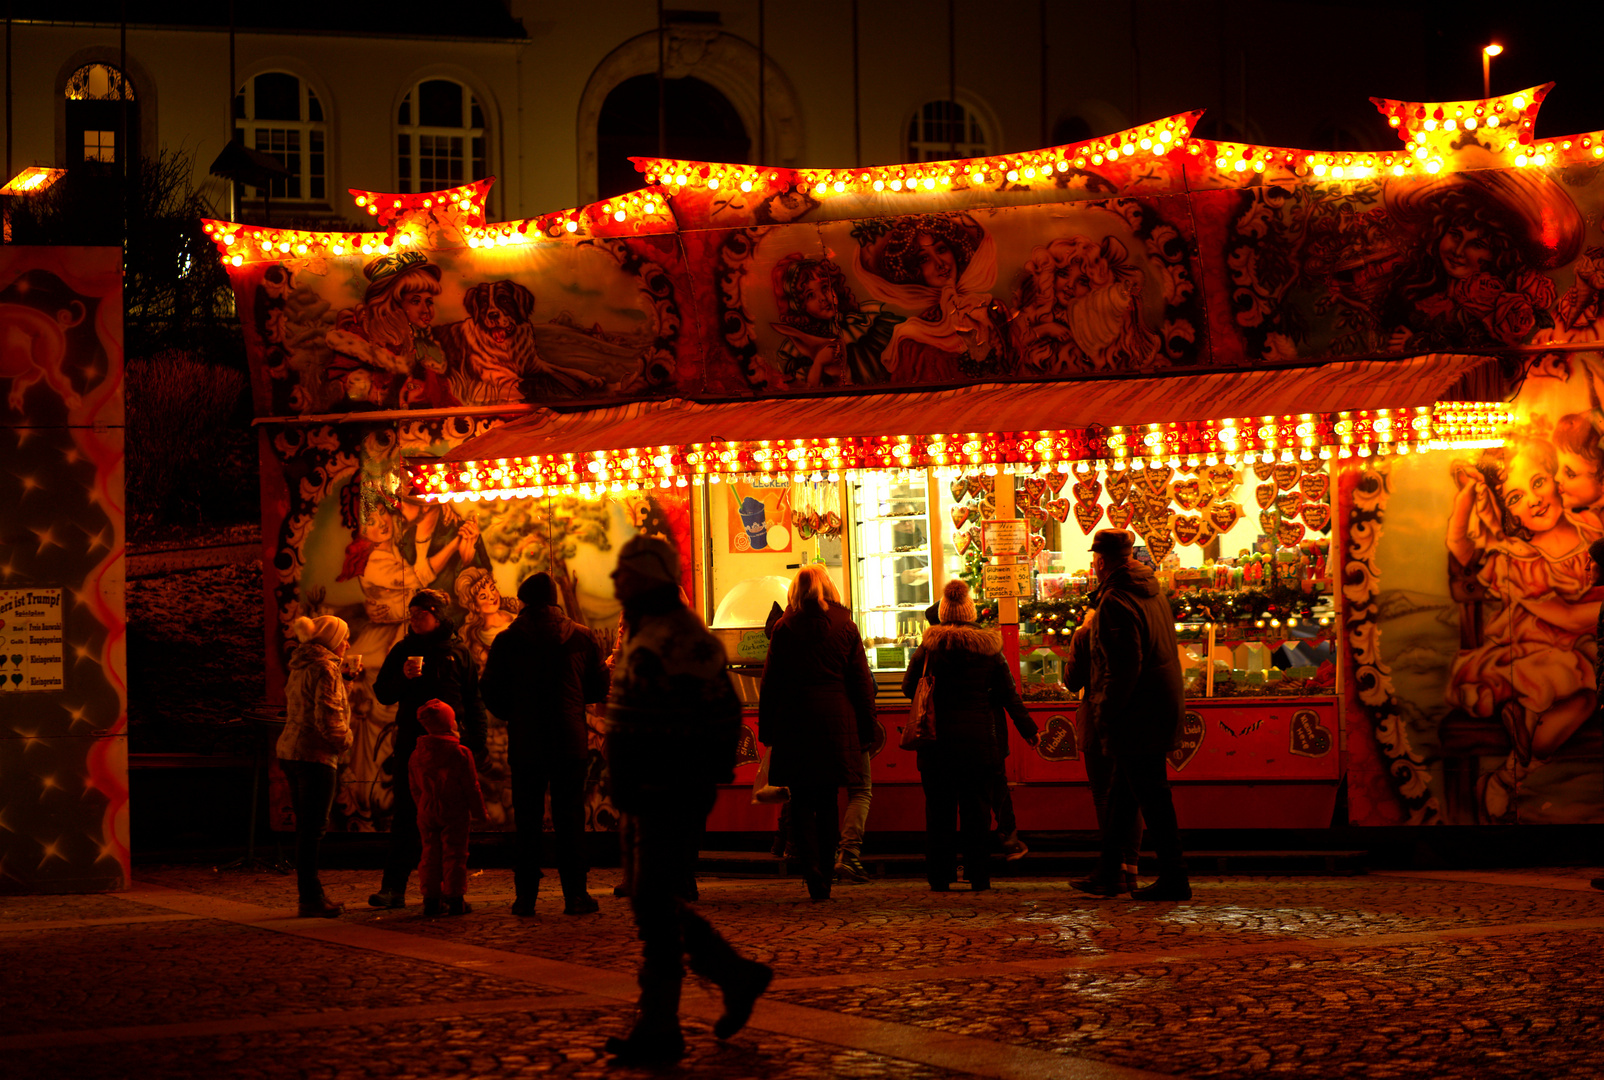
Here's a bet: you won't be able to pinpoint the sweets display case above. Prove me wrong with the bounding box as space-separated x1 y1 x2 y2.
849 471 935 671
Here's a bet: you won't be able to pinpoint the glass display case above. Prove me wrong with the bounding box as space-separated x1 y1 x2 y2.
851 471 934 671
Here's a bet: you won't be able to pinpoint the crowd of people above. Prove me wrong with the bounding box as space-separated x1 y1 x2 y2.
275 526 1192 1065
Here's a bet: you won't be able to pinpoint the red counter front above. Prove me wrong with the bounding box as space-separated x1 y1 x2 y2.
708 696 1342 833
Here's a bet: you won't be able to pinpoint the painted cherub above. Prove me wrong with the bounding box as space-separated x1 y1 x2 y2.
769 254 901 387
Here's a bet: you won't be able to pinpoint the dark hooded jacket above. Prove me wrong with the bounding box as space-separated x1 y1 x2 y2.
758 601 878 788
1085 557 1184 756
480 604 608 762
901 621 1029 771
374 622 486 760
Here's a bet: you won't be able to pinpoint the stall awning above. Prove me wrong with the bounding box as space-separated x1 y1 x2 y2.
440 353 1508 465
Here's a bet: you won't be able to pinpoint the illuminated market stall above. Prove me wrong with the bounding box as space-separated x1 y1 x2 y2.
210 82 1603 836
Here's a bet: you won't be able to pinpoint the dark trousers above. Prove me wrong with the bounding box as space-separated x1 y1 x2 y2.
1102 751 1183 876
623 796 744 1034
991 769 1016 838
787 784 840 897
1084 724 1143 868
381 738 422 894
920 759 994 888
511 754 589 901
282 759 337 903
419 815 472 899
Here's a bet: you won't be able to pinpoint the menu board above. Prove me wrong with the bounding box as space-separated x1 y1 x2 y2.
981 519 1029 556
0 589 66 693
981 563 1033 598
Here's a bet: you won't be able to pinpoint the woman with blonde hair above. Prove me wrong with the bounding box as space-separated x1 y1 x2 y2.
758 565 877 900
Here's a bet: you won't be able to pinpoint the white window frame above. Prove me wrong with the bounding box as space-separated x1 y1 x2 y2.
395 79 487 194
234 71 328 203
906 99 991 162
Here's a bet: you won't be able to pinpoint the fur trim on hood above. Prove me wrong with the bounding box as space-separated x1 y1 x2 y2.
920 622 1002 655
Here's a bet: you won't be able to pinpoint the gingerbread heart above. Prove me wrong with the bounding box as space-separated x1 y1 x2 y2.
1036 713 1080 761
1172 513 1203 546
955 529 975 554
950 477 969 503
1303 503 1332 533
1276 519 1306 546
1146 532 1175 562
1275 491 1303 518
1024 477 1047 505
1273 462 1299 490
1138 465 1173 495
1103 470 1130 504
1255 482 1277 510
1167 710 1205 771
1207 465 1239 489
1194 522 1218 549
1106 503 1134 530
1289 708 1332 758
1259 509 1279 534
1074 501 1103 534
1045 471 1070 496
1047 498 1072 523
1208 502 1242 533
1029 533 1047 557
1300 472 1330 504
1025 506 1048 529
1172 478 1207 510
1301 459 1326 475
967 475 990 498
1252 461 1275 481
1073 478 1102 504
951 506 972 530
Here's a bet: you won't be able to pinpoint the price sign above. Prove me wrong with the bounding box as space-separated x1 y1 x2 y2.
982 563 1033 598
0 588 65 693
981 519 1029 556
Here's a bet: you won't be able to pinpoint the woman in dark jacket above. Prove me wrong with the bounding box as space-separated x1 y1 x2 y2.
758 565 877 901
902 579 1029 892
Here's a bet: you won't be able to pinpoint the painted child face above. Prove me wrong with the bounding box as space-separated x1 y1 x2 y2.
474 580 502 613
1503 452 1563 534
360 509 394 544
1439 224 1493 280
1555 450 1604 510
916 234 957 288
401 289 436 328
799 270 839 322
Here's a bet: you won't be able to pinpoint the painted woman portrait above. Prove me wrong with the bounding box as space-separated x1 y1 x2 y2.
768 254 902 387
453 565 521 673
851 212 1011 383
325 251 457 409
1380 170 1580 353
1445 436 1602 822
1010 235 1159 373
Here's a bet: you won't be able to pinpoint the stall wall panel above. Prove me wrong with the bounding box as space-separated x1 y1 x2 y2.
0 247 127 892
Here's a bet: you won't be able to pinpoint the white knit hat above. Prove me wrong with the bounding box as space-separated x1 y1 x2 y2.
292 615 349 652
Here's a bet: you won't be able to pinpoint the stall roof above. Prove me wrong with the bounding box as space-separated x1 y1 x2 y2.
440 353 1507 466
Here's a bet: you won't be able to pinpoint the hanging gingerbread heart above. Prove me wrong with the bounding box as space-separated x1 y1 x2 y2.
1104 470 1132 505
1045 471 1070 496
1252 461 1275 481
1106 503 1134 530
1047 498 1072 523
950 477 969 503
1273 461 1299 490
1074 501 1104 534
978 495 997 519
1138 465 1173 496
1255 482 1277 510
1208 502 1242 534
1303 503 1332 532
1301 459 1326 475
1276 519 1306 547
1193 521 1219 549
1172 478 1207 510
1024 476 1048 505
955 528 975 554
951 505 972 530
1072 478 1102 504
1275 491 1303 518
967 475 990 498
1207 465 1239 490
1146 532 1176 562
1259 509 1280 534
1300 472 1330 504
1025 506 1049 530
1172 513 1203 546
1029 533 1047 557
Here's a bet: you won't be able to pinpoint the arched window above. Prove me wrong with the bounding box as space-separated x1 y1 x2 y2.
64 63 137 166
234 72 327 202
906 100 989 162
595 75 748 201
396 79 486 193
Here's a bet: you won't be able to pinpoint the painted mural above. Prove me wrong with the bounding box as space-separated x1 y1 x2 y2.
262 418 694 833
0 246 128 891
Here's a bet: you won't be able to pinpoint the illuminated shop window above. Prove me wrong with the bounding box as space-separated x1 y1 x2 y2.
234 72 327 201
64 63 137 167
396 79 486 194
907 100 989 161
82 130 116 163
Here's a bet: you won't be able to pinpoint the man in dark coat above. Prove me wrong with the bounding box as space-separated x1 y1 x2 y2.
1082 528 1189 900
603 536 771 1067
481 571 609 917
369 588 486 909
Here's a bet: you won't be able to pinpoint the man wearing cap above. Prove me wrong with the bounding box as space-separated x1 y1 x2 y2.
481 571 609 917
1080 528 1190 901
602 535 771 1067
369 588 486 909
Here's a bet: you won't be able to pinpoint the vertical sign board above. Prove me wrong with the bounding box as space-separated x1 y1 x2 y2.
0 247 128 892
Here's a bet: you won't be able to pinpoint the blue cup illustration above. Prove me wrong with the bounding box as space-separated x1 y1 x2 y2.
739 496 769 549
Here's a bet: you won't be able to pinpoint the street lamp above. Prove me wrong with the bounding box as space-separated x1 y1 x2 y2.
1483 43 1503 99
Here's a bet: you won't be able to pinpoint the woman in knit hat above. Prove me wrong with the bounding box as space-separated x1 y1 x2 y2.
279 615 356 917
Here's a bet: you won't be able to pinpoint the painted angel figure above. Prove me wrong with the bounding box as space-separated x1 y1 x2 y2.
769 254 901 387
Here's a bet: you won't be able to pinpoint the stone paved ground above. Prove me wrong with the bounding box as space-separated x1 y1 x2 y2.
4 866 1602 1079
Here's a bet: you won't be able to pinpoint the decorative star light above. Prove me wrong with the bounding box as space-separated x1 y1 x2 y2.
36 837 65 869
13 473 42 497
30 526 63 555
69 640 96 666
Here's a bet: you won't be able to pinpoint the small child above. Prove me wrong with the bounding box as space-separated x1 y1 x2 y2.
410 699 487 916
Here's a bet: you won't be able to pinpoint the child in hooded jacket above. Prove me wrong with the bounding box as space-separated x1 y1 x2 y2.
410 699 487 915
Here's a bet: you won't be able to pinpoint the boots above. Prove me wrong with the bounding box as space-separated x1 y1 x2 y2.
713 960 773 1039
607 976 684 1066
1133 858 1191 901
510 882 538 917
446 896 472 916
297 894 344 918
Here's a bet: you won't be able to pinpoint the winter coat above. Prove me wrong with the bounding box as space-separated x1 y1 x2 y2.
278 642 354 767
757 602 877 788
902 621 1029 771
409 731 487 828
374 624 486 761
1084 559 1184 756
481 605 608 762
605 591 743 812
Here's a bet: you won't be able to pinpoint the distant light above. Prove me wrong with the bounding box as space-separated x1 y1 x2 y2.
1483 43 1503 57
1 167 66 195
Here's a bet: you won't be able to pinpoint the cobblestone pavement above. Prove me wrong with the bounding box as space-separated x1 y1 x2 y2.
4 866 1602 1078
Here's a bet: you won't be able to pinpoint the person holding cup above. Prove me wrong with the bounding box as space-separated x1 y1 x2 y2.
279 615 356 917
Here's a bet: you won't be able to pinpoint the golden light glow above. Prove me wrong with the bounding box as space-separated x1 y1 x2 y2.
0 167 66 195
1483 44 1504 57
